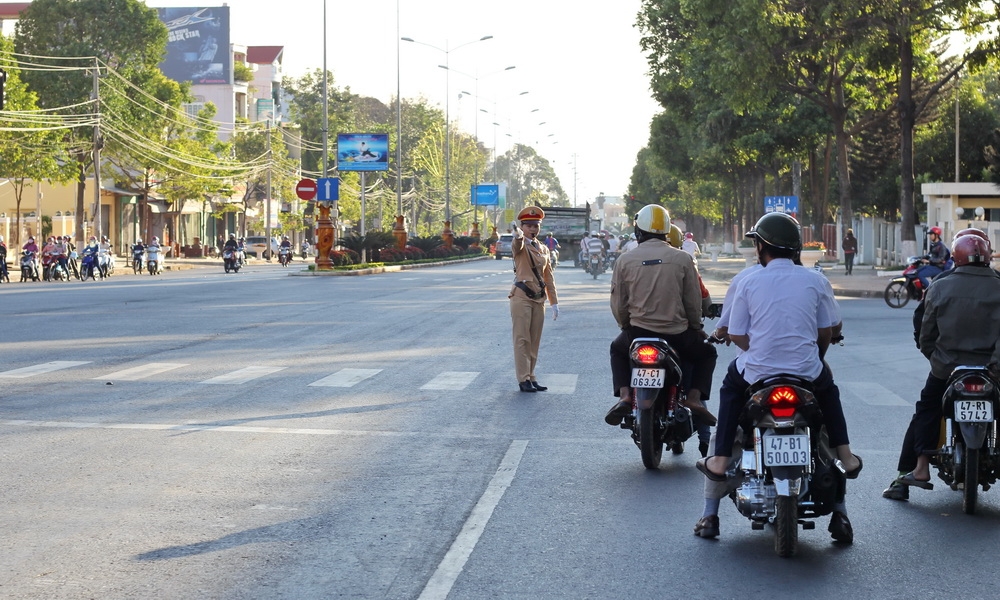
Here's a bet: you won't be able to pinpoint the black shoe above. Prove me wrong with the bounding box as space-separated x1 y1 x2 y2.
671 442 684 455
698 442 709 458
882 481 910 501
518 381 536 393
828 511 853 544
531 381 547 391
604 400 631 425
694 515 720 539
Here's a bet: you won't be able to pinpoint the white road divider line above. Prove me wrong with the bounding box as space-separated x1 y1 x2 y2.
93 363 188 381
200 366 286 385
0 361 91 378
420 371 480 390
308 368 383 387
418 440 528 600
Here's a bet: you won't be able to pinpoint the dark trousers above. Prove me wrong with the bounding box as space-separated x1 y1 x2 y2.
610 326 717 399
912 373 949 456
712 359 850 457
844 253 855 274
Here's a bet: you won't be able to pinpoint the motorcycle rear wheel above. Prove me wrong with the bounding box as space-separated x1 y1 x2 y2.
637 407 663 469
963 447 979 515
774 496 798 558
884 281 910 308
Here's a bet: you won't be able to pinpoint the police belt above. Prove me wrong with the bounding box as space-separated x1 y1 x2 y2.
514 280 546 300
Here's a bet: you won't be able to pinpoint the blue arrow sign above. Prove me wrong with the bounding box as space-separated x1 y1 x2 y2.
317 177 340 201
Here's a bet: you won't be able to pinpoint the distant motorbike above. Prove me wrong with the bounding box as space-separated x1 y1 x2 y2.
80 250 101 281
930 365 1000 515
146 245 161 275
20 250 39 282
48 256 69 282
132 246 144 274
549 247 560 268
223 249 241 273
606 251 620 271
278 246 292 266
884 256 926 308
586 253 605 279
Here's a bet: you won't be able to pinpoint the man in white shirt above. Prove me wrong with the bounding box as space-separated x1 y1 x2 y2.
693 213 861 543
682 232 701 258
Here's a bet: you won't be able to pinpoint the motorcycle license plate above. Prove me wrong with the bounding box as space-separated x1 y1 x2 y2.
763 434 810 466
956 400 993 422
631 368 664 388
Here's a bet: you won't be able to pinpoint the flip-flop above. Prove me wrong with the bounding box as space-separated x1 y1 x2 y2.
843 454 863 479
895 472 934 490
696 457 727 482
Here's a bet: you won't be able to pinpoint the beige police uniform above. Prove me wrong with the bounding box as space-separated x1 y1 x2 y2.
509 207 558 386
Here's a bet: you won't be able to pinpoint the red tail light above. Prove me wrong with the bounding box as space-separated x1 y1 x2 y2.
633 345 661 365
955 376 992 394
766 386 800 418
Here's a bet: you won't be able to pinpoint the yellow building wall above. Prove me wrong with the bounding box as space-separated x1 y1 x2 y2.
0 179 121 249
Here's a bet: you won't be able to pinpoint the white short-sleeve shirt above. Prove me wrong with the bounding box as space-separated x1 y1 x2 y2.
728 258 840 383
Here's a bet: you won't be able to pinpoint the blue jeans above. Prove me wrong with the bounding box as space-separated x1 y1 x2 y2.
916 264 942 290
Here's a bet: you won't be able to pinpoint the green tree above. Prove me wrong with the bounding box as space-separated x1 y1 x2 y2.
14 0 169 241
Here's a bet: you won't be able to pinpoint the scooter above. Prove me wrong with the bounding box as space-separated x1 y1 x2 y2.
146 245 161 275
20 250 39 282
278 246 292 266
223 249 241 273
884 256 925 308
80 250 101 281
132 246 144 274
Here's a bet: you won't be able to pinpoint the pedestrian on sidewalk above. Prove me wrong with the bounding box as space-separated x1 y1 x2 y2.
842 229 857 275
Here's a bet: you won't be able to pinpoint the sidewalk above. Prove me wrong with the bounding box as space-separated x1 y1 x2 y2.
697 256 887 299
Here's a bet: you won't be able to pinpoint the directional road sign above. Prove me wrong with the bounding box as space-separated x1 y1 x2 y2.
317 177 340 201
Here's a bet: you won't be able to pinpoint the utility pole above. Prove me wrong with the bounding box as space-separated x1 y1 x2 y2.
92 58 103 242
265 121 273 261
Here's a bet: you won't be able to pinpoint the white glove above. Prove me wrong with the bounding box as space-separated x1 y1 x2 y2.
551 304 560 320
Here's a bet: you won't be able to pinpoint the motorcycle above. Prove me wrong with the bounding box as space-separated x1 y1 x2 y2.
727 375 847 557
80 250 101 281
48 255 69 282
586 253 605 279
549 247 560 268
68 251 80 280
20 250 39 282
616 337 696 468
884 256 925 308
98 250 114 278
146 245 161 275
278 246 292 266
132 247 144 274
606 251 620 271
930 365 1000 515
0 252 9 283
223 248 241 273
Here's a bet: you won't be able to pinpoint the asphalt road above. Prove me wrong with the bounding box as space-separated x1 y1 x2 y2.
1 259 998 599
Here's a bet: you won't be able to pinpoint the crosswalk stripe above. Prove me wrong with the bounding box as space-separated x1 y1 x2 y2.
839 381 911 406
538 374 578 395
421 371 480 390
200 366 286 385
93 363 188 381
0 361 91 378
308 368 382 387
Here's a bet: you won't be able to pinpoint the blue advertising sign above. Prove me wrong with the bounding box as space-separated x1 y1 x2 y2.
317 177 340 201
157 7 231 85
764 196 799 218
336 133 389 172
471 183 506 207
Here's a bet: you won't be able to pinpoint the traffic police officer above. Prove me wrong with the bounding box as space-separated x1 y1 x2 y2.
509 206 559 392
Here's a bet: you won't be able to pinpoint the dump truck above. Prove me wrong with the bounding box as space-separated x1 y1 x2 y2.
539 205 591 267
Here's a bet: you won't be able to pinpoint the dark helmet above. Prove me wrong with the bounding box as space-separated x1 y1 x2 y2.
953 234 991 267
746 212 802 250
954 227 992 253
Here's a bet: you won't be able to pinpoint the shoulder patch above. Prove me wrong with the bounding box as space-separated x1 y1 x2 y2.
641 259 663 266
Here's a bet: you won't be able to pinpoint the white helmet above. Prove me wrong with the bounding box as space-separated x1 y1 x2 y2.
634 205 670 235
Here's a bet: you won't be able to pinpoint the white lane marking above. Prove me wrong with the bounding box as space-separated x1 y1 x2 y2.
93 363 188 381
200 366 286 385
420 371 480 390
0 361 91 378
839 381 911 406
418 440 528 600
308 368 382 387
538 374 578 395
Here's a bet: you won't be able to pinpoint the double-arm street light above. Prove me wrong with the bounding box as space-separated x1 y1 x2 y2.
401 35 493 231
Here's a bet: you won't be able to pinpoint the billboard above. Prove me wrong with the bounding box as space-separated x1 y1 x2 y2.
158 7 231 85
471 183 506 207
336 133 389 172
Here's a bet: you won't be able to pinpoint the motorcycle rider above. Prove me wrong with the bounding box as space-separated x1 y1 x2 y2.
0 235 7 281
891 234 1000 493
147 236 162 272
64 236 79 279
98 235 113 277
40 236 57 278
131 239 145 270
81 236 100 278
604 204 718 428
694 212 861 542
21 236 39 279
916 226 951 290
279 235 293 261
52 235 68 277
583 230 605 270
884 228 996 500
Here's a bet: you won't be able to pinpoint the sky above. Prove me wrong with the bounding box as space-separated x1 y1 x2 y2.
34 0 663 208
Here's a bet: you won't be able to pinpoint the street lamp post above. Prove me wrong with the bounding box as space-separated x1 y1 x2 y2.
401 35 492 245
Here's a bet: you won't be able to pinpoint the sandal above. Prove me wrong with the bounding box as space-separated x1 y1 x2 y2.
895 472 934 490
695 457 727 482
843 454 863 479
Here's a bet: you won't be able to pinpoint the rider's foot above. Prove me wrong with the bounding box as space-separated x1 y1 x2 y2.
683 399 717 427
604 400 631 426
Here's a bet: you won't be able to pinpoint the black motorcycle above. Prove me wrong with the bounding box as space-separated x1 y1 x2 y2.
931 365 1000 515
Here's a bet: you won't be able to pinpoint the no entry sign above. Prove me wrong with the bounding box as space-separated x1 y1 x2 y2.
295 178 317 200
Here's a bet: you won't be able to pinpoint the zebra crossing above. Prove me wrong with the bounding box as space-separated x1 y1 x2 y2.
0 360 581 394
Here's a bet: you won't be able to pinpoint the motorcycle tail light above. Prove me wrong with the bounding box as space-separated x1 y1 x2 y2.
632 345 662 365
766 386 800 418
955 376 992 394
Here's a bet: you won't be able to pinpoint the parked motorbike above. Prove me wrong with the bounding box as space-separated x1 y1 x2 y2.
20 250 39 282
146 245 161 275
80 250 101 281
727 375 847 557
884 256 925 308
223 249 241 273
930 365 1000 515
132 247 144 274
278 246 292 266
615 337 696 468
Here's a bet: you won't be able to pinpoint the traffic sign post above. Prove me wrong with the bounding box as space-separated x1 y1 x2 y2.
295 178 317 201
317 177 339 201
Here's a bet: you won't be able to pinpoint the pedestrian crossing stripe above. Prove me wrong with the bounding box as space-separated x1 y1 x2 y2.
0 361 91 378
200 366 287 385
93 363 188 381
420 371 480 390
308 368 382 387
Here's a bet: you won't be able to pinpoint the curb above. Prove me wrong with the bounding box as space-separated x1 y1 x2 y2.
288 255 491 276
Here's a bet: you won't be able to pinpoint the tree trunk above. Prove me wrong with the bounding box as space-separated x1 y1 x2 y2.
76 162 87 241
898 27 917 244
